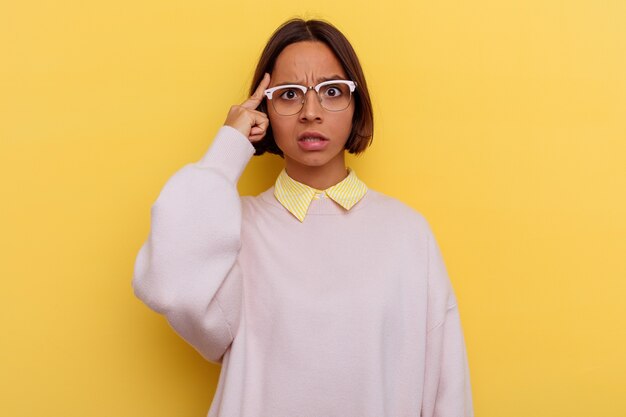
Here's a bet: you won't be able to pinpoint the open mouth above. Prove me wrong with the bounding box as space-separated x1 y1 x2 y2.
299 137 328 142
298 131 329 142
297 133 330 150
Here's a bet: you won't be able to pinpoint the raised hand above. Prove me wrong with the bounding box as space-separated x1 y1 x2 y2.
224 73 272 143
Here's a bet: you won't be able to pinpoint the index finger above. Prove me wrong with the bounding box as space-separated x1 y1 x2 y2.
241 72 271 109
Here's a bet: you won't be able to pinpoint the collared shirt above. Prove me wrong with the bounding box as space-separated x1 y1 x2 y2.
273 166 368 222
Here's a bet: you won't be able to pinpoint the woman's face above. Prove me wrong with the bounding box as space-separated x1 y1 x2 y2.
267 41 355 170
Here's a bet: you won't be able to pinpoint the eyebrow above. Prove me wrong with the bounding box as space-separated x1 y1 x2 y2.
274 75 347 86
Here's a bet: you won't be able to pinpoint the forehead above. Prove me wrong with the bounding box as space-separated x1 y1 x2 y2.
272 41 346 83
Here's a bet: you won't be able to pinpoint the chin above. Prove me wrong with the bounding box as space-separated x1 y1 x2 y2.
280 143 345 167
297 156 331 167
284 152 332 168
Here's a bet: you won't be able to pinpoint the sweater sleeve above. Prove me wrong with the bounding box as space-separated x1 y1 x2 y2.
131 125 255 365
421 222 474 417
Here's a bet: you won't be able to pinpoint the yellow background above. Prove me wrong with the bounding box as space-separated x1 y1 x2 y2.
1 0 625 416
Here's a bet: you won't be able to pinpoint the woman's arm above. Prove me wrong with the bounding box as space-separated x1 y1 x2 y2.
132 125 255 364
421 221 474 417
132 74 270 364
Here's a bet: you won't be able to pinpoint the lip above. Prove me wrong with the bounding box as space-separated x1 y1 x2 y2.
298 131 329 141
297 131 330 151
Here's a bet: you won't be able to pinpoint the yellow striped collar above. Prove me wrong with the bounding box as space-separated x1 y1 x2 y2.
273 167 368 222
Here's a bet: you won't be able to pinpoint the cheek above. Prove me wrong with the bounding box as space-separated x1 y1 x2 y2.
268 113 293 146
268 111 283 135
332 110 355 137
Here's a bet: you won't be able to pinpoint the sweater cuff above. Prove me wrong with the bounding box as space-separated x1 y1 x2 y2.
196 125 256 183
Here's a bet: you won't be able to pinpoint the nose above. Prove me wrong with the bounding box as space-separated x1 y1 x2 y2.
299 89 323 121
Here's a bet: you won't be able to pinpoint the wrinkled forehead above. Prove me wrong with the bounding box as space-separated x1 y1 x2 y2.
271 41 347 85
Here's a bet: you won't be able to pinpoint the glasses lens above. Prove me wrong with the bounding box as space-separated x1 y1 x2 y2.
319 83 352 111
272 87 305 115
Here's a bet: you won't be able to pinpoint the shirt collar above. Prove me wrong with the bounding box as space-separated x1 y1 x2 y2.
273 167 368 222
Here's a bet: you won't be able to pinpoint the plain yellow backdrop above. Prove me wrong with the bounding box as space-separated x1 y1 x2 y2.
1 0 625 416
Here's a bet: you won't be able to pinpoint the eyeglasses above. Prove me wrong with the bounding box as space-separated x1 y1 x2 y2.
264 80 357 116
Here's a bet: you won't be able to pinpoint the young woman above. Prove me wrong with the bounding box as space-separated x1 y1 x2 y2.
133 18 473 417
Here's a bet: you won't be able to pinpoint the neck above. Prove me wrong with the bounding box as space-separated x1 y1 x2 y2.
284 154 348 190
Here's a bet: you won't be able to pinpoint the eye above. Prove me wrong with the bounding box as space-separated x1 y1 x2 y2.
278 88 301 100
321 84 345 98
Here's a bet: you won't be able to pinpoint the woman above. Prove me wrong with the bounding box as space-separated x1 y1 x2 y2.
133 17 473 417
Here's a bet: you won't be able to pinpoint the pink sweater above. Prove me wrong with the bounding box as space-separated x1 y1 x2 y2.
132 125 473 417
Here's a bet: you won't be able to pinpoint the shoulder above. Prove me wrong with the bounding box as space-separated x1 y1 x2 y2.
364 188 433 235
240 188 278 219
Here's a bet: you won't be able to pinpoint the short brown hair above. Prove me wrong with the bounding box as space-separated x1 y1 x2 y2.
250 18 374 157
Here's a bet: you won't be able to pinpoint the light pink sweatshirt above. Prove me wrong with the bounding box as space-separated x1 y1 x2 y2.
132 125 473 417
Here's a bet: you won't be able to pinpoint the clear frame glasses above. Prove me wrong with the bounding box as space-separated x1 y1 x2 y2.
264 80 357 116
